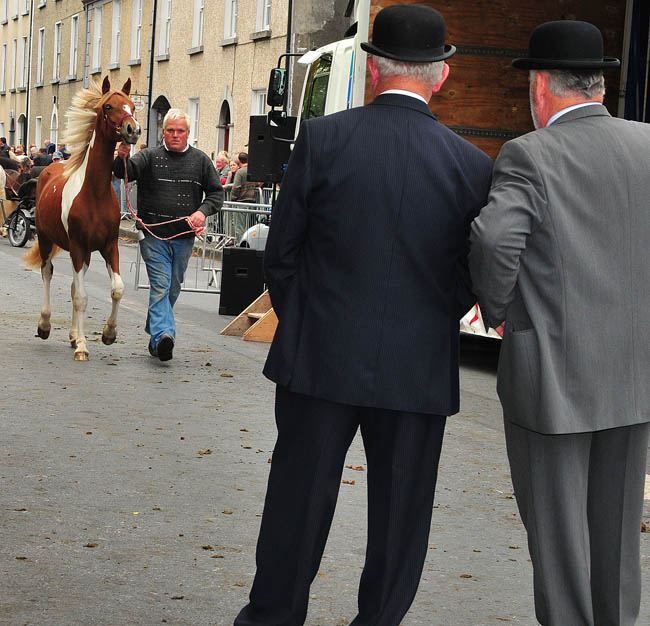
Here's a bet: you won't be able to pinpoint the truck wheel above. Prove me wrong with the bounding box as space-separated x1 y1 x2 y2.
8 210 30 247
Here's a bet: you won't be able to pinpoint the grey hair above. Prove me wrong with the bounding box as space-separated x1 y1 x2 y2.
162 108 191 131
371 55 444 85
531 69 605 99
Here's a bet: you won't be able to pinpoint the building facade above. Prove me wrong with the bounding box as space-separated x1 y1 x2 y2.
0 0 294 160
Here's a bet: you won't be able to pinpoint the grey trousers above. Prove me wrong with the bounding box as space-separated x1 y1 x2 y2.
504 419 649 626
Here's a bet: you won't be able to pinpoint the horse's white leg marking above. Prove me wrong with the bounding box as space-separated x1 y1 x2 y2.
60 131 95 235
71 263 89 361
70 280 78 346
102 263 124 344
37 256 54 339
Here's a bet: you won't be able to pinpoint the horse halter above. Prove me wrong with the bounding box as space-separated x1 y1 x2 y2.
102 100 136 137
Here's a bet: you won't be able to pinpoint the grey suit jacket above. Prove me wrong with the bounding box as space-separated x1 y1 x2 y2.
469 105 650 434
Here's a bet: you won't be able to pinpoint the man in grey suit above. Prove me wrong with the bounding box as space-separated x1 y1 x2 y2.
469 20 650 626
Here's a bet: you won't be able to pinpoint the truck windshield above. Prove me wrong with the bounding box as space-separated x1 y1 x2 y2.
301 55 332 120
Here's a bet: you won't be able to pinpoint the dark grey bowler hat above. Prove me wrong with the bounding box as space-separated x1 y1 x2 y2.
513 20 620 70
360 5 456 63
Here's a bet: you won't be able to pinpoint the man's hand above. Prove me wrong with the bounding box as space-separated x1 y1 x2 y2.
187 210 206 237
116 142 131 159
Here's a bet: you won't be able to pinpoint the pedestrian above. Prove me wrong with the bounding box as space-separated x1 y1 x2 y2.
468 20 650 626
33 147 52 166
51 151 64 163
229 152 261 241
234 5 492 626
112 108 223 361
215 154 230 184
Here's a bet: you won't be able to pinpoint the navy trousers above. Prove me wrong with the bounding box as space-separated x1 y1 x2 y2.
234 386 447 626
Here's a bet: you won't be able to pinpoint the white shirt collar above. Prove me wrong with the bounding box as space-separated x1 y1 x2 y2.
380 89 429 105
546 102 601 127
163 140 190 153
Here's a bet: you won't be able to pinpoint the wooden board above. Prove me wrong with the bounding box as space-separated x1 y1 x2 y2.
367 0 628 158
243 308 278 343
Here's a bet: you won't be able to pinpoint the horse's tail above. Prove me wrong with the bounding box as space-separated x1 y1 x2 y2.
22 241 61 268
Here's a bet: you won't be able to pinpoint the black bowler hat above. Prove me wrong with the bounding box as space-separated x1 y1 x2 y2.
360 5 455 63
513 20 620 70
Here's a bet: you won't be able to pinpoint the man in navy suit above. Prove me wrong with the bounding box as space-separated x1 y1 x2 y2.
235 6 492 626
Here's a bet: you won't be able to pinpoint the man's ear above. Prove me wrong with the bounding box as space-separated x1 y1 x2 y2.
367 57 381 92
432 63 450 94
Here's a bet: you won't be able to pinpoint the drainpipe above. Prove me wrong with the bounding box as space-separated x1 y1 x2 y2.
286 0 294 114
146 0 158 146
25 0 35 146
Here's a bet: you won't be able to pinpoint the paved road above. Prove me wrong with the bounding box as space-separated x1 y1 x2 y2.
1 236 648 626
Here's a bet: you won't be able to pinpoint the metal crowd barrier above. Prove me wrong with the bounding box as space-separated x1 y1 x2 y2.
131 195 272 295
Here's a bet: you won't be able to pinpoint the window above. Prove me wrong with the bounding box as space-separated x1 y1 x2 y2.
251 88 267 115
256 0 271 31
52 22 62 81
21 0 28 13
0 123 5 138
92 7 102 70
35 117 42 148
1 0 7 22
192 0 203 48
158 0 171 56
36 28 44 84
301 55 332 120
0 44 6 92
110 0 121 65
188 98 199 147
11 38 16 90
20 36 27 88
224 0 237 39
11 0 17 18
50 107 58 145
69 15 78 77
130 0 142 60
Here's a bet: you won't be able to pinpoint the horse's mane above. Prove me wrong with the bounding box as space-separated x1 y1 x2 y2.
62 78 108 180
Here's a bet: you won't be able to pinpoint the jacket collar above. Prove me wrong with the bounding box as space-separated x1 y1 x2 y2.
369 93 436 119
550 103 611 126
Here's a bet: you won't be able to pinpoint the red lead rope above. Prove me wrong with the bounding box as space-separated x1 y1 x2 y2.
120 154 198 241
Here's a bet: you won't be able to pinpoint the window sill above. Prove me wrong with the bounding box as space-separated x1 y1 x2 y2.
154 54 169 62
50 78 60 85
219 36 238 47
66 75 77 82
0 90 5 96
21 10 29 16
0 19 7 25
107 62 120 70
34 82 43 89
90 67 102 75
250 29 271 41
37 1 45 8
9 88 16 93
17 86 26 92
11 14 18 20
127 58 141 67
186 45 203 56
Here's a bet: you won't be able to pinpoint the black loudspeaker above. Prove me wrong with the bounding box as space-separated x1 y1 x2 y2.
219 248 265 315
247 115 296 184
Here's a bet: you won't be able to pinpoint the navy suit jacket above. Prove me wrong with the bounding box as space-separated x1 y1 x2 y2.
263 94 492 415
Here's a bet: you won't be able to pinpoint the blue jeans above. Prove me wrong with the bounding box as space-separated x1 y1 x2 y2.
139 234 194 348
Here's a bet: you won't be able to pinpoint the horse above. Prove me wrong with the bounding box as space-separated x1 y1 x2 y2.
23 76 140 361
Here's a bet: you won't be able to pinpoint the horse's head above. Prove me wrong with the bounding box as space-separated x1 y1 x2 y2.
99 77 141 144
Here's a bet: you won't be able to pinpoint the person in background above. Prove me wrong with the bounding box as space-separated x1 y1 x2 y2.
469 20 650 626
51 151 64 163
113 108 223 362
230 152 262 241
215 154 230 184
33 148 52 166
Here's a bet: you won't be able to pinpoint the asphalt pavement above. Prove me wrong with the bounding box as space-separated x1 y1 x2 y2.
0 234 648 626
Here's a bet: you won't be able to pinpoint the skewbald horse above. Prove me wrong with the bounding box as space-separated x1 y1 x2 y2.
23 77 140 360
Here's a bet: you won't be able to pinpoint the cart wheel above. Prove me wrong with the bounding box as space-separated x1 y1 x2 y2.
8 211 30 247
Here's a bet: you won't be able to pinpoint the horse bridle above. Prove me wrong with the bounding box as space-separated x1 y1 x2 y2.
102 108 135 136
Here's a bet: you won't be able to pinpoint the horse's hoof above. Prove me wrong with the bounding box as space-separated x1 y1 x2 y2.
70 340 77 349
102 332 116 345
74 351 89 362
37 327 50 340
